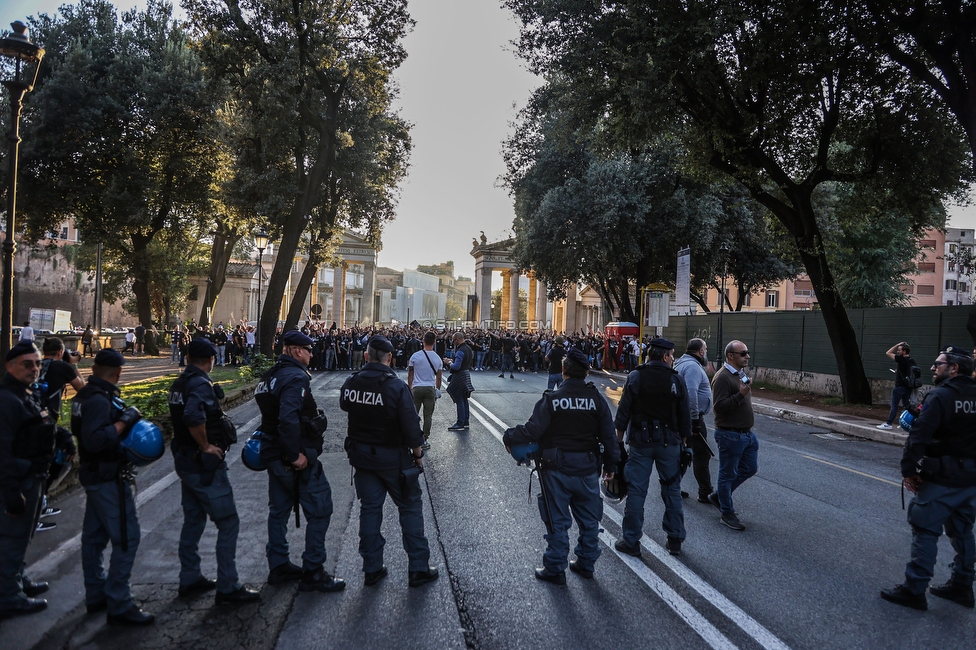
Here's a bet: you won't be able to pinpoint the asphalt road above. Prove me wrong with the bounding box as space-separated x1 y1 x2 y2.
5 367 976 649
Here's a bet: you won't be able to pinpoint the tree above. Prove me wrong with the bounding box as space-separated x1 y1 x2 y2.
503 110 797 319
505 0 971 402
186 0 413 353
16 0 222 352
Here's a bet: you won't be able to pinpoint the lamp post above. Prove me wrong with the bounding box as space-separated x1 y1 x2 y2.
254 229 269 352
717 241 730 365
0 21 44 358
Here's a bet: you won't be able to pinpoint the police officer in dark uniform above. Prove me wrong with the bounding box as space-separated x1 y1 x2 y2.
340 335 439 588
613 337 691 557
169 339 259 604
73 349 154 626
503 348 618 584
0 342 55 619
882 344 976 611
255 330 344 593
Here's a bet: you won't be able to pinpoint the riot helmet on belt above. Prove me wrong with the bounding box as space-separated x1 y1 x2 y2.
242 430 268 471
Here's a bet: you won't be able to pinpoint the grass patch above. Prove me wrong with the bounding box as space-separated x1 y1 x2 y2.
61 365 255 421
821 397 845 406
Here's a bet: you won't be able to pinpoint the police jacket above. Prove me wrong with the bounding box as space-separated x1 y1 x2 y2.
902 375 976 485
255 354 321 464
169 365 234 461
340 362 424 470
614 360 692 447
503 378 619 475
72 376 125 486
0 373 56 504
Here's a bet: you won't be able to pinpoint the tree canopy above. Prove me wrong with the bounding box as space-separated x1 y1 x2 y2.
505 0 972 402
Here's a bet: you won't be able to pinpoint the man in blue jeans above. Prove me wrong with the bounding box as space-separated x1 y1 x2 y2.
878 341 916 430
708 340 758 531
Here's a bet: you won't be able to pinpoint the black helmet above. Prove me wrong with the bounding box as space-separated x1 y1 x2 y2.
601 442 629 503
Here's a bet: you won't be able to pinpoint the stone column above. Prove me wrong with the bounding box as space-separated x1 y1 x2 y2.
361 261 376 324
564 283 578 334
336 263 347 327
536 280 548 329
508 270 521 326
500 271 511 327
527 273 537 327
479 267 493 324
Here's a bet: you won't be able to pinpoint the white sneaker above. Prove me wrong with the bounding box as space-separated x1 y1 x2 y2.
877 422 892 429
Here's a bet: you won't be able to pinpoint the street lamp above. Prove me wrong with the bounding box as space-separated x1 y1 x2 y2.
254 229 269 351
0 21 44 358
717 241 730 365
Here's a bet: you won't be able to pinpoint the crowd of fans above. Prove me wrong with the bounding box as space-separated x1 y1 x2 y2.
167 319 655 373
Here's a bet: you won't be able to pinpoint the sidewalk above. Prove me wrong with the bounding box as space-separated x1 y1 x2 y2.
750 397 907 445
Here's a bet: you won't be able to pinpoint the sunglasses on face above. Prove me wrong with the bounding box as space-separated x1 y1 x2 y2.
732 351 750 357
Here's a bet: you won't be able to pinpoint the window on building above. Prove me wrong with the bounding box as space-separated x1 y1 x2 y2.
742 291 751 307
793 279 814 297
188 286 199 301
917 285 935 295
901 284 915 294
949 263 956 272
921 239 937 248
918 262 936 273
947 279 958 291
950 243 958 253
961 283 969 293
948 300 955 306
60 226 69 240
766 291 779 308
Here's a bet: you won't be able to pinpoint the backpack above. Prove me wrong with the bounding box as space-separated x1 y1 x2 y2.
908 362 922 389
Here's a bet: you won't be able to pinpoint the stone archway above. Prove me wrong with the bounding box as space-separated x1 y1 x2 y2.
471 236 550 329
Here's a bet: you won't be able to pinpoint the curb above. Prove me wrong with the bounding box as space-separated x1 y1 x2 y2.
751 402 908 446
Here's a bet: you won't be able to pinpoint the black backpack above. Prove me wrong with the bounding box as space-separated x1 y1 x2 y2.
908 362 922 389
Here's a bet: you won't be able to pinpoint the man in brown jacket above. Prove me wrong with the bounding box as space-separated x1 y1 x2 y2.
708 339 758 531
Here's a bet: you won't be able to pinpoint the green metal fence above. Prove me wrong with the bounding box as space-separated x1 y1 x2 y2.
658 305 972 384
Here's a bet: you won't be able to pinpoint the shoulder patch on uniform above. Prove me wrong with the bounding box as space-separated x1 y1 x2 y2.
671 383 679 395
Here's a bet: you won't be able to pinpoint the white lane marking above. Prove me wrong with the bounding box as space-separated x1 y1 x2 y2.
469 398 508 431
601 507 791 650
472 397 793 650
469 406 505 444
29 412 262 580
801 455 900 487
600 529 738 650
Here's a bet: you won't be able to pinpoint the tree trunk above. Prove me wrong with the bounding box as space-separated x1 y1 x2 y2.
284 258 317 333
619 276 637 322
199 226 239 328
131 235 159 355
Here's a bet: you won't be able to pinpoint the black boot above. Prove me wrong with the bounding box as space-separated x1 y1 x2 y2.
929 580 975 608
880 584 927 611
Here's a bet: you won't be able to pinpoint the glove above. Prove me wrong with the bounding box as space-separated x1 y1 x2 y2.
691 419 706 435
118 407 143 430
5 492 26 516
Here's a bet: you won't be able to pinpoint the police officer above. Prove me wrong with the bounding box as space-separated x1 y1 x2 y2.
0 342 55 619
169 338 259 604
255 330 344 593
613 337 691 557
881 344 976 611
340 335 439 588
73 349 154 626
503 348 618 584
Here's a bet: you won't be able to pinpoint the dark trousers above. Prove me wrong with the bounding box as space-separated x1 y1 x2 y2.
266 456 334 571
687 423 714 497
354 468 431 573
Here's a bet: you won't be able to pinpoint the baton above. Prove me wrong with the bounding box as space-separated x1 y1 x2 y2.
293 470 302 529
697 428 715 458
117 472 128 553
532 465 555 536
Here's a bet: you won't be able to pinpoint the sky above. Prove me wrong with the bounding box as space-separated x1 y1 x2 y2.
5 0 976 285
